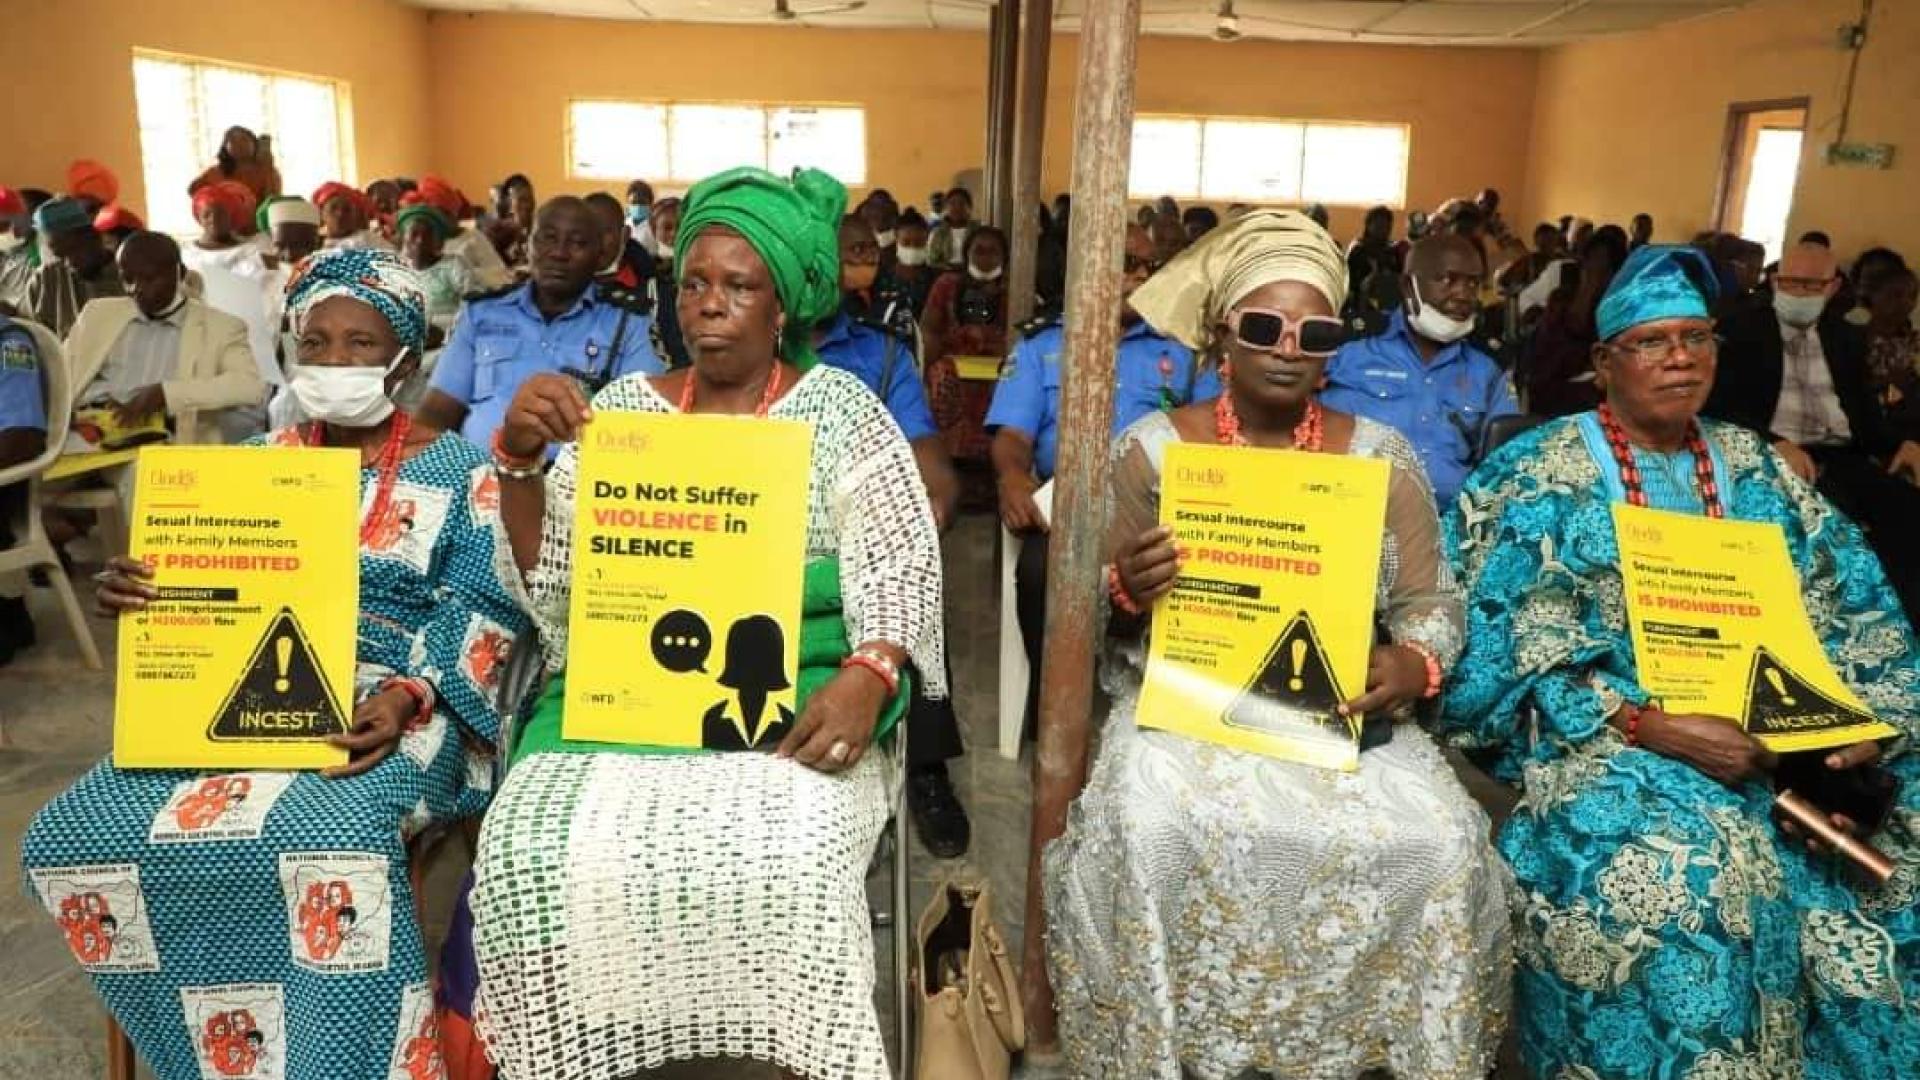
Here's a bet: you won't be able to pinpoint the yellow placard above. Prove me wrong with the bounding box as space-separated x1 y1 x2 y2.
1136 443 1389 771
564 411 813 749
1615 503 1899 752
116 446 359 769
954 355 1003 382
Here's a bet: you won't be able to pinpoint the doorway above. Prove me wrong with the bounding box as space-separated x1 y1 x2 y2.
1714 99 1809 263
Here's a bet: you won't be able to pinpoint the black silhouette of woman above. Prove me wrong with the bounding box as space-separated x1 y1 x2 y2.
701 615 796 750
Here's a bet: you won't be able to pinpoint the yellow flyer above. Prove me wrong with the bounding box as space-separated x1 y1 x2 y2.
116 446 359 769
564 411 812 748
1136 443 1389 771
1615 503 1899 752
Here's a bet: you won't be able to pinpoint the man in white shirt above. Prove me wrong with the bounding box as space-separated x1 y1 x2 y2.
65 232 264 446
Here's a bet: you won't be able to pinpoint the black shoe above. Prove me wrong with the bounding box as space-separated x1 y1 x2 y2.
907 763 971 859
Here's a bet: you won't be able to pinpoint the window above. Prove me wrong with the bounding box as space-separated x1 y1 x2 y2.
568 101 867 186
131 52 349 236
1127 115 1409 206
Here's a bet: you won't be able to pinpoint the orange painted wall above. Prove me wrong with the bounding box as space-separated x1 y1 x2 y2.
422 14 992 216
423 12 1540 239
1521 0 1920 258
5 0 430 225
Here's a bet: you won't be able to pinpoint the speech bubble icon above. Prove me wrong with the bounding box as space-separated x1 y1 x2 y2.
651 609 712 673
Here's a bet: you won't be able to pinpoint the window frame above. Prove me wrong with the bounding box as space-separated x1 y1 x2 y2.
1127 112 1410 208
565 97 869 186
130 48 355 235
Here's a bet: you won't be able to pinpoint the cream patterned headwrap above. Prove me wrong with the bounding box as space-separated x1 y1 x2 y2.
1128 209 1348 352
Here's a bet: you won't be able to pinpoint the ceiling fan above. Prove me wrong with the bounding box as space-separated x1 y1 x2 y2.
1211 0 1243 42
771 0 866 19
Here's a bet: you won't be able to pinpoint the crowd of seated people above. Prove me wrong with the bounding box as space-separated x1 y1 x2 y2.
5 129 1920 1080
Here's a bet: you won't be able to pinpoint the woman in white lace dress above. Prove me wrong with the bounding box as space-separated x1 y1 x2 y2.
1043 211 1512 1080
468 166 944 1080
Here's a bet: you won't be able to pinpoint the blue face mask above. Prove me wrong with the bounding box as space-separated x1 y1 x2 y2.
628 205 650 225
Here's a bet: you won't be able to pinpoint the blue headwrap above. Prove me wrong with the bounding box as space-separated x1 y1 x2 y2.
33 197 92 235
1595 244 1720 342
284 248 428 354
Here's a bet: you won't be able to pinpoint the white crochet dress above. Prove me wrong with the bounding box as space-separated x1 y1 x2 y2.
470 366 946 1080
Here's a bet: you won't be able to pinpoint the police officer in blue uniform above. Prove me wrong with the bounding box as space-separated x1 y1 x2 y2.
1321 233 1518 506
987 224 1217 730
813 213 971 856
0 314 47 664
420 197 662 450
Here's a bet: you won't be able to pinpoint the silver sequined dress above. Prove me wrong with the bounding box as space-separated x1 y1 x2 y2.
1043 412 1513 1080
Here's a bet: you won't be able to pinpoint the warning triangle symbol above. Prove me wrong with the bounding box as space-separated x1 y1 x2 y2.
1222 610 1356 741
1742 644 1876 738
207 607 350 742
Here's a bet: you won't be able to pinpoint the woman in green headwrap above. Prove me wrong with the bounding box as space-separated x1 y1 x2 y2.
395 201 479 326
469 167 947 1080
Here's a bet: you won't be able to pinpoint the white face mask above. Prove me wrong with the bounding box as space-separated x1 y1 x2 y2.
1406 278 1475 344
896 245 928 267
875 229 896 249
1774 291 1827 328
289 348 403 427
968 261 1004 283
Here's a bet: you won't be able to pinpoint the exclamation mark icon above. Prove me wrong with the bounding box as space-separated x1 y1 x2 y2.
1287 639 1306 692
273 635 292 693
1764 666 1795 706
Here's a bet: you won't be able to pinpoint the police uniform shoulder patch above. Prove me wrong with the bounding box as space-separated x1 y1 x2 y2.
1346 307 1389 340
853 314 912 344
601 285 654 316
1016 314 1061 341
1469 329 1507 357
0 329 37 371
465 283 522 305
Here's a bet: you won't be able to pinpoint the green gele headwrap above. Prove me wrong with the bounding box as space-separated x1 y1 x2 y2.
676 166 846 371
394 203 454 241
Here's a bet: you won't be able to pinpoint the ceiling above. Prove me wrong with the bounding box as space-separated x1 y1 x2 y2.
405 0 1758 46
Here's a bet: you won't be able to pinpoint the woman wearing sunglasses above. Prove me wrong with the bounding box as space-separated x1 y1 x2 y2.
1042 211 1512 1080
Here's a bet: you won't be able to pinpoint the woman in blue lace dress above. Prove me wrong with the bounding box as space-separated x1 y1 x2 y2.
21 249 531 1080
1442 245 1920 1079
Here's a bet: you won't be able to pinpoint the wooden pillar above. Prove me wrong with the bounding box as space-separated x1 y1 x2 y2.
1004 0 1052 323
982 3 1005 226
989 0 1021 229
1016 0 1140 1055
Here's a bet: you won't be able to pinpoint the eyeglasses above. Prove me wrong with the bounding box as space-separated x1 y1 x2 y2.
1609 327 1718 365
1774 275 1833 292
1123 254 1163 276
1228 308 1348 357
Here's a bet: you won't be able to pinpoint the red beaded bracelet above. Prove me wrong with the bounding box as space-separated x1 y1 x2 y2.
1403 641 1444 699
1106 564 1143 616
490 429 543 478
379 677 435 731
841 649 900 697
1623 702 1660 747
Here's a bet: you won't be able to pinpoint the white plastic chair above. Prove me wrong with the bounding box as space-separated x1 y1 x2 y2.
996 481 1052 759
0 319 101 670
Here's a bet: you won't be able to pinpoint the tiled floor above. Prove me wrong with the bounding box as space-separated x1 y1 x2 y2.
0 512 1522 1079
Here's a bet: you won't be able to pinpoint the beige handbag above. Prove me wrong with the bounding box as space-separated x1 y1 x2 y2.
912 879 1027 1080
